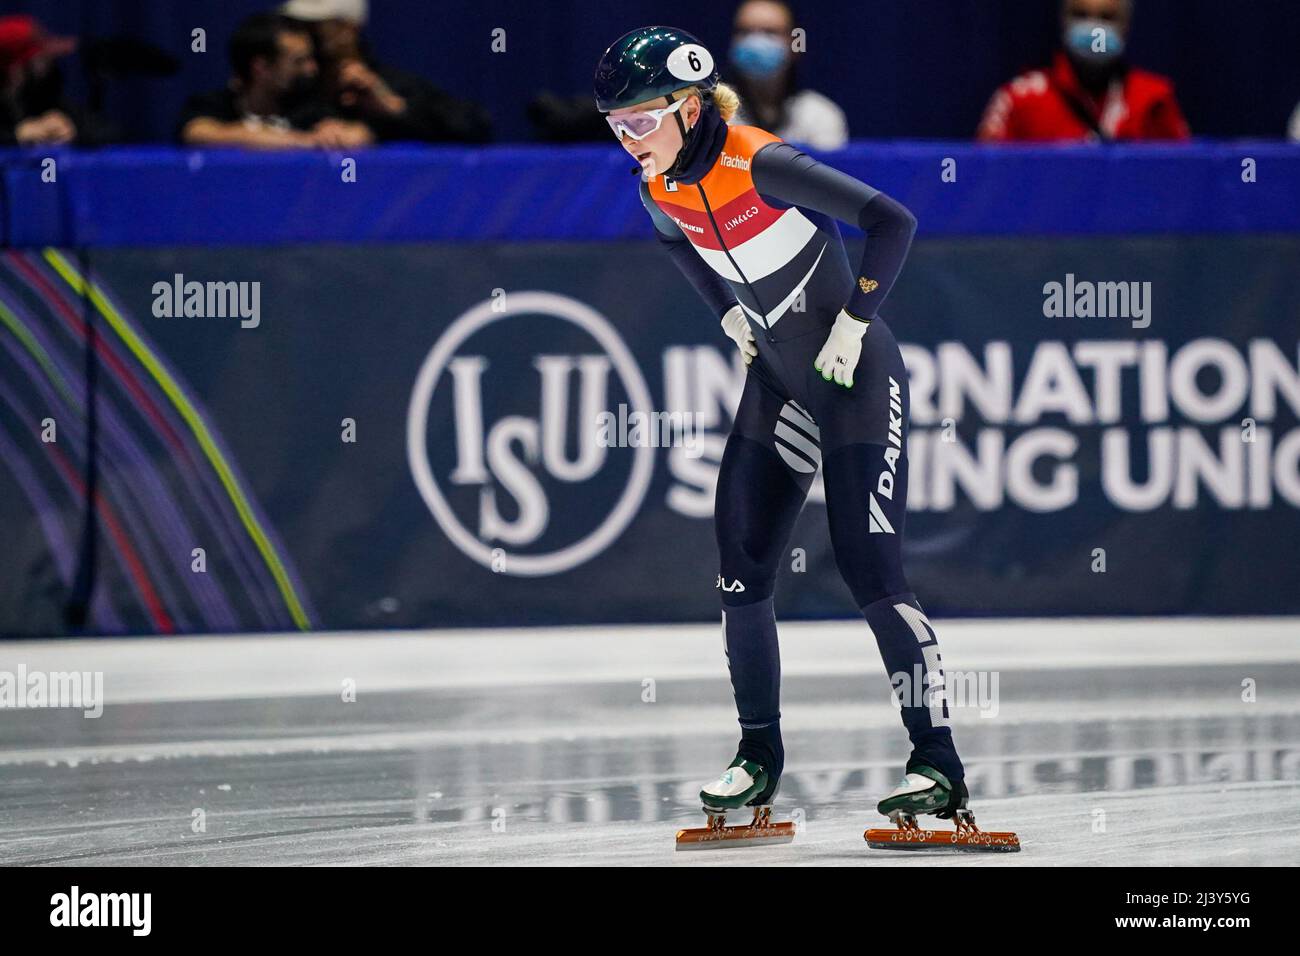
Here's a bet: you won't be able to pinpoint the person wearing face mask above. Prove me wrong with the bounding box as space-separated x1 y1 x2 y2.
179 13 372 149
597 26 998 850
978 0 1189 142
726 1 847 150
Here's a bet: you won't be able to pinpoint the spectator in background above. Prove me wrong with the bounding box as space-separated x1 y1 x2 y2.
978 0 1189 143
0 15 110 146
726 0 847 149
179 13 372 149
1289 101 1300 142
280 0 492 143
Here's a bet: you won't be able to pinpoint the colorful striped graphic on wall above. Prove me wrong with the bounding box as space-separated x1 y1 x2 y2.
0 250 314 635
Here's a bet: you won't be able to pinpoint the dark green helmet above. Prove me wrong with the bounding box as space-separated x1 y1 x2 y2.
594 25 719 112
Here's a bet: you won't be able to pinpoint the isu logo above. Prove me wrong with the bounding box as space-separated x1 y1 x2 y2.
407 291 654 576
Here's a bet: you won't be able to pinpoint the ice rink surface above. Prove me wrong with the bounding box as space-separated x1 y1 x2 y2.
1 617 1297 866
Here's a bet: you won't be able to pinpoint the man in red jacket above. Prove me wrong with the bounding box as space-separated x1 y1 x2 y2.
978 0 1189 143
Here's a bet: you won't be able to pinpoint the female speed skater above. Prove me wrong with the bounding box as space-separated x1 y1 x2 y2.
595 26 997 848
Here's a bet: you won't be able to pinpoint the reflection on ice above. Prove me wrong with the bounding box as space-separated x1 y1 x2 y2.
1 622 1297 865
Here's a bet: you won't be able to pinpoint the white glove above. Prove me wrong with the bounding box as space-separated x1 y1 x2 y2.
720 304 758 366
814 309 871 388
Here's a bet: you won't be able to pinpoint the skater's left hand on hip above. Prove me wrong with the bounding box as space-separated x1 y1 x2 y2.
814 308 871 388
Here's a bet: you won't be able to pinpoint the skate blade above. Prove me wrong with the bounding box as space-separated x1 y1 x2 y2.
675 821 796 850
864 826 1020 852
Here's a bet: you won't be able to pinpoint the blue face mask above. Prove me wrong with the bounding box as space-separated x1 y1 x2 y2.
1066 17 1125 61
730 32 787 79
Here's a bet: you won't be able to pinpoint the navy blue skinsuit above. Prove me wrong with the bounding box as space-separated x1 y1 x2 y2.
640 99 964 799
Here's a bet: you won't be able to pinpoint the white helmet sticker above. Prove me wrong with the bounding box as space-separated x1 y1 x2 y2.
666 44 714 83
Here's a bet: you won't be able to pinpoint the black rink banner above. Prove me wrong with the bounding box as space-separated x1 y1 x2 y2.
0 235 1298 634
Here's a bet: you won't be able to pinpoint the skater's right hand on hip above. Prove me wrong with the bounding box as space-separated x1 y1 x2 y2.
721 304 758 366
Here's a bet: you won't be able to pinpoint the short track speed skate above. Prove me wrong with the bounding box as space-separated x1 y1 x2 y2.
864 764 1020 852
675 756 796 850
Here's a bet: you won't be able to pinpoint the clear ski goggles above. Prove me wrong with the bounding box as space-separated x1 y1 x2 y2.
606 96 687 141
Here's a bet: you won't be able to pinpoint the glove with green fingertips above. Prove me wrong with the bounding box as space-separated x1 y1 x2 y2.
813 308 871 388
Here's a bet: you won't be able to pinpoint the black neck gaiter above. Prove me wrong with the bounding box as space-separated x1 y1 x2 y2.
665 97 729 186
